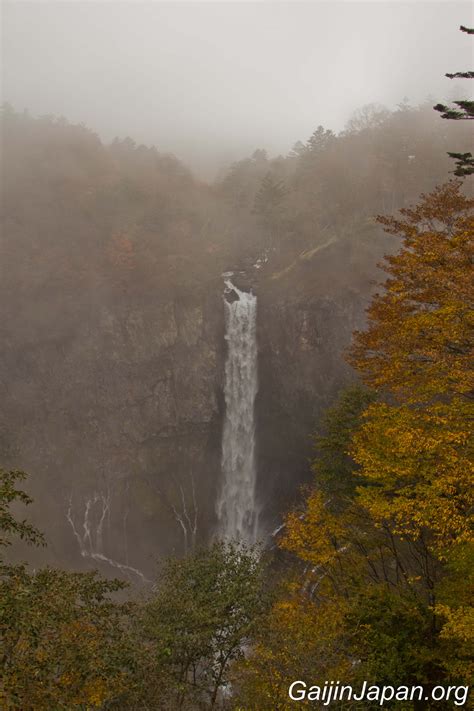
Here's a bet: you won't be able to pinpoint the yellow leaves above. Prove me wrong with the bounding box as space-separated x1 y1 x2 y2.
232 590 352 710
349 181 473 404
434 597 474 680
56 673 111 707
2 618 121 709
83 677 110 706
1 569 131 710
351 399 474 549
436 604 474 644
281 490 348 566
255 183 473 702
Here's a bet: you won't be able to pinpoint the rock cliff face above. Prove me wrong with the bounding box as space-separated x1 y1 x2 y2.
4 105 462 580
3 284 226 579
3 235 383 580
256 288 367 533
252 234 390 534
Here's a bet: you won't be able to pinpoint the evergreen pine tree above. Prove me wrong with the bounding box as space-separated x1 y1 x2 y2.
434 25 474 176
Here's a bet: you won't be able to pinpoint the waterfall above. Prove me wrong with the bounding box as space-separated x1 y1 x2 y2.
216 277 259 544
66 493 150 584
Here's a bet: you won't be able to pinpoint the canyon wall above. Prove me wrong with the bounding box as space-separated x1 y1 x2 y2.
3 244 374 580
2 283 226 580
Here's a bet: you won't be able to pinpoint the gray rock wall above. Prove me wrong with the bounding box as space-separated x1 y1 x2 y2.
3 285 225 579
3 242 378 578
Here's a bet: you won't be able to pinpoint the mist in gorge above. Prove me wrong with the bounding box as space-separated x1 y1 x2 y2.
1 2 473 709
2 1 472 176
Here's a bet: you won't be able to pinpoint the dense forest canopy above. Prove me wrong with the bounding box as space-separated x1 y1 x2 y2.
2 99 472 299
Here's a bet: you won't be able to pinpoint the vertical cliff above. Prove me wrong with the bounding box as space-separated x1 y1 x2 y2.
2 283 226 579
253 234 389 534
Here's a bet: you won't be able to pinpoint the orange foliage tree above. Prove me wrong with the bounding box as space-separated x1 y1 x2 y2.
349 181 473 551
257 183 474 707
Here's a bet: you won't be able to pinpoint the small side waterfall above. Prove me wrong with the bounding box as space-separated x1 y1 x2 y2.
216 277 259 543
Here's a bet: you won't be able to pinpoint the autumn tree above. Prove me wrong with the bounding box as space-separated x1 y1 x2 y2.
0 469 135 710
2 567 135 709
237 385 458 708
348 181 473 686
240 182 473 708
232 589 352 711
349 181 473 548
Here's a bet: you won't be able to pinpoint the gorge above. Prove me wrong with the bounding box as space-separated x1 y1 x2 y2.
1 103 470 581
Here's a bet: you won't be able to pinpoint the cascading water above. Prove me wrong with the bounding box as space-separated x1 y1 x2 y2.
216 276 259 544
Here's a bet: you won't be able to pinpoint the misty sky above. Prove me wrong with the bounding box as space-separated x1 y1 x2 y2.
2 1 473 176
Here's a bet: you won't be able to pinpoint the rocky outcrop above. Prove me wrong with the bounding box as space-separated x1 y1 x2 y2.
252 236 386 535
255 289 367 531
3 234 387 579
2 283 226 580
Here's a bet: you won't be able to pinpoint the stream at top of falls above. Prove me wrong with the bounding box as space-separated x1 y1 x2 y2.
216 277 259 544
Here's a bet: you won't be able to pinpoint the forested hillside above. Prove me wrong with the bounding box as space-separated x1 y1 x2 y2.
236 181 473 709
1 91 472 708
1 100 471 567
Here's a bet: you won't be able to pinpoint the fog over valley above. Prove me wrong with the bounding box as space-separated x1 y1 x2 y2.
1 3 473 709
3 1 472 175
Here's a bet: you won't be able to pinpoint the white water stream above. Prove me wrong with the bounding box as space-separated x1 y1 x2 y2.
216 278 259 543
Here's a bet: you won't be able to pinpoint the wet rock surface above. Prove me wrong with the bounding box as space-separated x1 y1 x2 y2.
2 241 381 577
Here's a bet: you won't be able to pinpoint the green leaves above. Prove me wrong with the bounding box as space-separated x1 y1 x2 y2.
263 182 474 705
0 469 135 709
0 472 271 709
135 541 269 708
1 566 133 709
0 469 45 551
310 384 375 505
